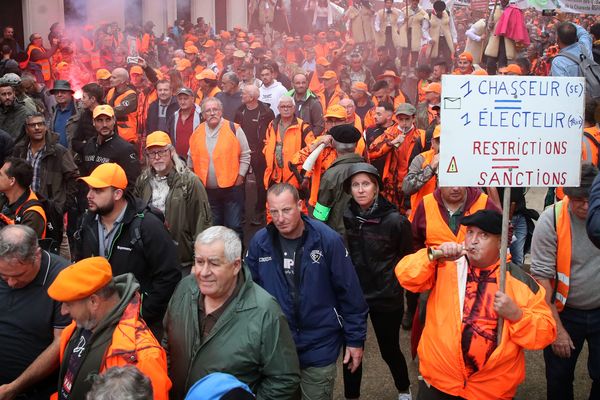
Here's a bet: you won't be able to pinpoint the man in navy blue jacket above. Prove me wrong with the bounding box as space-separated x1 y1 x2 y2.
245 182 368 399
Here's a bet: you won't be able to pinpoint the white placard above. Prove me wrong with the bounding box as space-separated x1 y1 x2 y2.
439 75 585 187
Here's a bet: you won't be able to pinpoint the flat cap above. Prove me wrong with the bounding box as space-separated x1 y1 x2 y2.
329 124 361 144
461 210 502 235
48 257 113 302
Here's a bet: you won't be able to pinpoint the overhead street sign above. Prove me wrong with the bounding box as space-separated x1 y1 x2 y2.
439 75 585 187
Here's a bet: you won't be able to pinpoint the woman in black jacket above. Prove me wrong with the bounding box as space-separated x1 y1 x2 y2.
342 162 414 400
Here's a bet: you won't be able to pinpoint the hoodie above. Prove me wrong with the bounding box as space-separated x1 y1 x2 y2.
259 80 288 116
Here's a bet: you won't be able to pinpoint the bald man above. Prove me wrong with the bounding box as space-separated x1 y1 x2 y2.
235 84 275 223
106 68 139 143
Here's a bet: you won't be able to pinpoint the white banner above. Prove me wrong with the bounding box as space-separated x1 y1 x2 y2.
439 75 585 187
527 0 600 15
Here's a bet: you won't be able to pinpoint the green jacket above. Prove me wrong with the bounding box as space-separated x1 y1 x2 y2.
135 167 212 268
163 267 300 400
314 152 365 237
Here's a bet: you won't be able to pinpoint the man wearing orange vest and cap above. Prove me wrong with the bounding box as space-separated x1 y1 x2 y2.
453 51 475 75
48 256 171 400
532 163 600 400
317 70 348 112
75 162 179 336
106 68 139 143
188 97 251 238
396 209 556 399
416 82 441 131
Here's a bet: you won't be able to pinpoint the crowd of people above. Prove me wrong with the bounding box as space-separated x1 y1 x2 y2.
0 0 599 399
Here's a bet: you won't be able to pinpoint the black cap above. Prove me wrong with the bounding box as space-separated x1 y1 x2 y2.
461 210 502 235
329 124 361 144
343 162 382 193
564 162 598 198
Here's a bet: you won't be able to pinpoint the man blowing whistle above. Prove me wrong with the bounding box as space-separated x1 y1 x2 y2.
395 209 556 399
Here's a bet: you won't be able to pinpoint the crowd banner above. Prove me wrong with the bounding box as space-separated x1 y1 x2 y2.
526 0 600 14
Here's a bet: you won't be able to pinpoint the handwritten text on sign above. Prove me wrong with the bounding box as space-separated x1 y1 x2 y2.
439 75 585 187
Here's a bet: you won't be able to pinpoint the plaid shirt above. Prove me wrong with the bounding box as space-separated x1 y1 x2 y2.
26 145 45 193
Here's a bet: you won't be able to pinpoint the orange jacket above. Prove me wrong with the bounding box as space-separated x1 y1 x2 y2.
27 45 52 81
395 249 556 399
263 117 312 189
317 86 347 111
137 87 157 136
409 149 438 214
106 88 138 143
552 197 572 312
189 120 241 188
52 292 171 400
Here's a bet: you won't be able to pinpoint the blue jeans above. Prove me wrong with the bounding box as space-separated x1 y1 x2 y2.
544 306 600 400
509 213 527 265
206 185 245 239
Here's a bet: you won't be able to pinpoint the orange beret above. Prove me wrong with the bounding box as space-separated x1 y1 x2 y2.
48 257 113 302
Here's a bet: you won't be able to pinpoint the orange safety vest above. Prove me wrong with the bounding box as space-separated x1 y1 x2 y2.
81 36 94 52
195 86 221 105
308 71 324 94
421 192 489 246
263 118 311 189
106 88 138 143
552 197 572 312
353 114 363 133
15 191 47 238
410 149 437 212
27 45 51 81
189 121 241 187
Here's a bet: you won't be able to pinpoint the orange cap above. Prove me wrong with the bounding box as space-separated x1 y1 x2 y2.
48 257 113 302
130 65 144 75
196 69 217 81
184 45 199 54
351 81 369 93
79 162 128 189
472 69 488 76
458 51 474 63
175 58 192 71
433 125 441 139
377 70 401 83
184 40 195 48
96 68 111 80
92 104 114 119
499 64 523 75
324 104 347 119
146 131 172 148
203 40 216 48
424 82 442 94
320 70 337 80
220 31 231 40
316 57 330 66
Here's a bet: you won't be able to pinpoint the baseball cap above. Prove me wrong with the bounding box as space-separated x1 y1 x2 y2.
175 87 194 97
130 65 144 75
499 64 523 75
316 57 330 67
424 82 442 94
79 163 128 190
92 104 115 119
96 68 111 80
175 58 192 71
352 81 370 94
458 51 474 62
320 70 337 80
395 103 417 116
184 45 199 54
250 42 262 49
324 104 347 119
146 131 172 148
48 257 113 302
196 69 217 81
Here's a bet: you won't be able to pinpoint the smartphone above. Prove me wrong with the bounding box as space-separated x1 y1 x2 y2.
126 56 140 64
541 9 557 17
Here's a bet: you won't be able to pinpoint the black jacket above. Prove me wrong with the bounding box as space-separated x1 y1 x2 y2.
0 129 13 166
145 97 179 135
234 101 275 153
343 195 413 311
74 195 180 326
81 133 141 190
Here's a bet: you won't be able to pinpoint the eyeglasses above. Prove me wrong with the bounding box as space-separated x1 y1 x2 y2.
147 149 170 158
26 122 45 128
279 105 294 109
